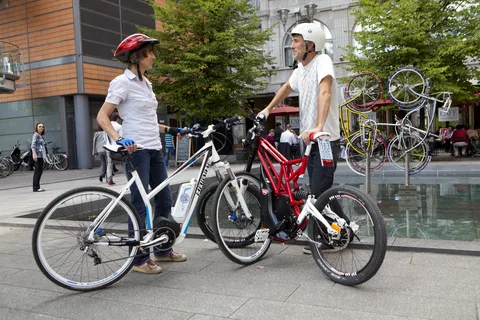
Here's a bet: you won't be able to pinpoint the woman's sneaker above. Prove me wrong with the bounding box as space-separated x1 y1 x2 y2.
131 260 162 274
153 250 187 262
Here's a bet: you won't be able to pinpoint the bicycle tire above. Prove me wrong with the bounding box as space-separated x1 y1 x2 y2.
387 134 430 175
33 186 141 291
195 171 260 243
308 185 387 285
194 182 220 242
54 154 69 171
0 158 13 178
213 174 270 265
345 132 387 176
386 66 429 109
344 72 382 112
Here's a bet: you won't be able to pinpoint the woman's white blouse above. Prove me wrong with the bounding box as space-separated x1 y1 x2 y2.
105 69 162 150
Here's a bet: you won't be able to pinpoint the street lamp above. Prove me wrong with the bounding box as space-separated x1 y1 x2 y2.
304 3 317 22
277 8 290 28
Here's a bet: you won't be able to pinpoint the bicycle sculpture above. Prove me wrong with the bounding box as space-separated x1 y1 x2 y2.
343 66 451 176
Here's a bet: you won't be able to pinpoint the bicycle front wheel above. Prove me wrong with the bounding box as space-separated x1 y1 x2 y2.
387 66 428 109
33 187 141 291
195 171 260 243
308 185 387 285
213 174 269 265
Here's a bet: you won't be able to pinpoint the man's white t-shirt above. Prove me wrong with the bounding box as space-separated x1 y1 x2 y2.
105 69 162 150
289 54 340 141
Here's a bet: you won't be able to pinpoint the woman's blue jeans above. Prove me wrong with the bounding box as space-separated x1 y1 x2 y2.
126 149 173 266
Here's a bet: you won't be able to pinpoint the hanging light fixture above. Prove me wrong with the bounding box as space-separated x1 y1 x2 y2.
304 3 317 22
277 8 290 27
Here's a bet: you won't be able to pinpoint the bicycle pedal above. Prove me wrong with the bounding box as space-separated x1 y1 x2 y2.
255 228 270 242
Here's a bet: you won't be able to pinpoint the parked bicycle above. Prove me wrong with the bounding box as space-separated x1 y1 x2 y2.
0 149 14 178
212 115 387 286
43 142 69 171
385 66 451 174
32 116 260 291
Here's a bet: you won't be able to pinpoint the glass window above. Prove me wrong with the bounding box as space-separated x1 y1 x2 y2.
352 24 364 57
0 100 33 119
284 20 333 67
33 97 59 115
0 117 34 135
247 0 260 10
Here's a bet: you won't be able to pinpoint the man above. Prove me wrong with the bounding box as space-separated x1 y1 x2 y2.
258 23 340 254
279 124 298 159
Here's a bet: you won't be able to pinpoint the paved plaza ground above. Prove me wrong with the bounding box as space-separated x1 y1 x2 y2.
0 161 479 319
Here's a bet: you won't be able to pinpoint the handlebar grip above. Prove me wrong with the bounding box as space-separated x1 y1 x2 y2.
224 115 241 124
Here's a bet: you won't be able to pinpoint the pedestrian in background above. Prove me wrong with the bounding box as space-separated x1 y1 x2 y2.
31 122 46 192
164 133 175 167
92 125 108 183
266 129 275 146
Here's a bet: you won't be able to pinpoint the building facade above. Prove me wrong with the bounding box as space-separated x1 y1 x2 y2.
0 0 165 168
1 0 478 167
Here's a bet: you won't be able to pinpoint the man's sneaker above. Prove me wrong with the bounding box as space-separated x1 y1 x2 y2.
153 250 187 262
107 180 116 186
131 260 162 274
303 246 311 254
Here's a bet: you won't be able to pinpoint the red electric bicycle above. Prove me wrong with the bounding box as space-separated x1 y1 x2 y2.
212 116 387 285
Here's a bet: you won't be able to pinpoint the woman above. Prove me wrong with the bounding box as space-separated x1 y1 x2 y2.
451 124 469 156
31 122 46 192
266 129 275 146
97 34 187 274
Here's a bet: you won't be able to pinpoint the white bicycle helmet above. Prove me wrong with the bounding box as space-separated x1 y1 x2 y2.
290 23 326 52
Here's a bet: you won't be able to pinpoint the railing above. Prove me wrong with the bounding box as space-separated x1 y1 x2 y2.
0 41 24 94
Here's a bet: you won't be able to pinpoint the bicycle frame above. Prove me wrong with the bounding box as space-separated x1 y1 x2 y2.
339 91 383 155
254 134 342 238
86 126 249 249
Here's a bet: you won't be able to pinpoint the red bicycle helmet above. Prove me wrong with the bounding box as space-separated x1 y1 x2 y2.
114 33 159 63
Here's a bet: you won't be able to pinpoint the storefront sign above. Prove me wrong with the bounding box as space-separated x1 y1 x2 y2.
438 107 459 122
289 116 300 129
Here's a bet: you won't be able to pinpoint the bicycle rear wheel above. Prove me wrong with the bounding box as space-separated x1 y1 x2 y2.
344 72 382 112
33 187 141 291
308 185 387 285
387 66 428 109
387 134 430 175
345 132 387 176
54 154 69 170
213 174 269 265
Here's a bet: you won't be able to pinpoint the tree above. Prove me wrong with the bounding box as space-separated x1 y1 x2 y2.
342 0 480 102
142 0 275 119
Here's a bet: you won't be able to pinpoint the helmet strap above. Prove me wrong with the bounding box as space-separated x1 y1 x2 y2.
302 41 309 61
135 51 143 81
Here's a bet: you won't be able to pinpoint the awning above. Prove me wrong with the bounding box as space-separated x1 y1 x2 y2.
269 104 299 116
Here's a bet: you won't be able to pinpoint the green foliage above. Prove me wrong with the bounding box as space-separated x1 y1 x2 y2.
142 0 275 119
343 0 480 103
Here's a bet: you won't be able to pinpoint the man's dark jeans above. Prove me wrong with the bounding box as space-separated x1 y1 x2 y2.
126 149 173 266
307 139 340 198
